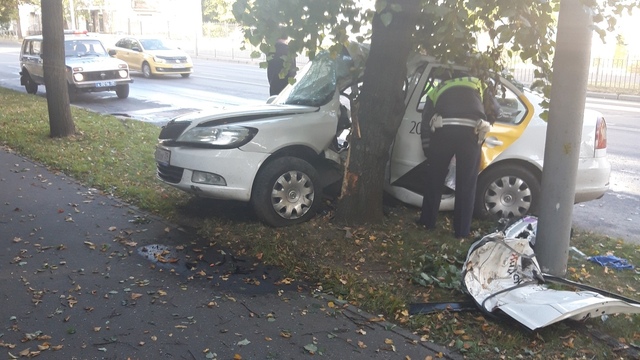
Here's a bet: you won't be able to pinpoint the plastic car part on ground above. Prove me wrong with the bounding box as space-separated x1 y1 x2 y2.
461 220 640 331
588 255 635 270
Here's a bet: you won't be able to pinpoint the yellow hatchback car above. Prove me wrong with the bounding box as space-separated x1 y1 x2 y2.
108 37 193 78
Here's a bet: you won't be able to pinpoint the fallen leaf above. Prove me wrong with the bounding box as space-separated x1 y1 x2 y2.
108 226 117 231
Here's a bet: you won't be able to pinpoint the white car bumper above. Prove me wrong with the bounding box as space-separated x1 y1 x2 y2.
155 145 268 202
574 156 611 203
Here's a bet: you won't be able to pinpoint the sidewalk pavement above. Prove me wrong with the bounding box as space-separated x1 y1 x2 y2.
0 145 460 360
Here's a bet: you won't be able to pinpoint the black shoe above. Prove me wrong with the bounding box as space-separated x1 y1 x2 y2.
414 219 432 229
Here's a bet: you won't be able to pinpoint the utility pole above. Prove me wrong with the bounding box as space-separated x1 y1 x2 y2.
535 0 593 276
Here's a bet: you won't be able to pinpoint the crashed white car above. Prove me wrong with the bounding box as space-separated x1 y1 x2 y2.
154 47 610 227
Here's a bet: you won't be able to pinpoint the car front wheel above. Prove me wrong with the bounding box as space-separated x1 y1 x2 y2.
474 165 540 220
251 156 319 227
142 62 152 78
115 84 129 99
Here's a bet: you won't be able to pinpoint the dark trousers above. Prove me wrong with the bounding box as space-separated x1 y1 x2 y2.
419 125 481 237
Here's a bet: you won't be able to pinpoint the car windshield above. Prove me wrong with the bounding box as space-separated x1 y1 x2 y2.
140 39 173 50
274 44 368 107
65 39 107 57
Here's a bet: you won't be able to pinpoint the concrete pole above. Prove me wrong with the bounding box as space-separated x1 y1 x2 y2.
535 0 593 276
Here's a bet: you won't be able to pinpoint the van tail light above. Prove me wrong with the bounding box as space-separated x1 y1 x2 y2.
595 116 607 150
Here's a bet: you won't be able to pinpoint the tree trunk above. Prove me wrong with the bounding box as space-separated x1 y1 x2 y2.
334 0 420 225
41 0 75 138
14 2 23 38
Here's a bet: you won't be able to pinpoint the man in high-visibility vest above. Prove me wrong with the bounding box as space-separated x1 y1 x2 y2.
417 70 501 238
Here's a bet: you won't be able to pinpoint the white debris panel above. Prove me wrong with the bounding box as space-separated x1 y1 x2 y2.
462 227 640 331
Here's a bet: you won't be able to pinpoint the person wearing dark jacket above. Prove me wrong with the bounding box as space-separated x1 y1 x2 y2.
267 36 296 96
417 71 501 238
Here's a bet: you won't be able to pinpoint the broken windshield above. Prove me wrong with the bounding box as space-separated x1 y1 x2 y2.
275 44 368 107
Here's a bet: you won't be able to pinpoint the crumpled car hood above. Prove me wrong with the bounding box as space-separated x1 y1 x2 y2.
173 104 319 127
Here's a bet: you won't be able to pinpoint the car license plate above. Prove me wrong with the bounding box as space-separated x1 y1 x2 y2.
95 81 115 87
155 147 171 165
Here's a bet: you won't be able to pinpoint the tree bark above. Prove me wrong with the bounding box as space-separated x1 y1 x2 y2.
41 0 75 138
14 2 23 38
334 0 420 225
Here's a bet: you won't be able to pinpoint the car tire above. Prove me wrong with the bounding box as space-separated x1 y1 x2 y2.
115 84 129 99
142 62 152 78
24 73 38 95
251 156 319 227
67 85 77 103
181 73 190 78
474 164 540 220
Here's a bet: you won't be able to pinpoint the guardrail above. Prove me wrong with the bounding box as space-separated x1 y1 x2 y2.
509 58 640 93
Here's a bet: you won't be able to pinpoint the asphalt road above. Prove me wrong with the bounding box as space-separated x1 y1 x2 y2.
1 39 638 244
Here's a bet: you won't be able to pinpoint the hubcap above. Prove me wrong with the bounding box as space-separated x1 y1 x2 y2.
271 170 314 220
484 175 532 219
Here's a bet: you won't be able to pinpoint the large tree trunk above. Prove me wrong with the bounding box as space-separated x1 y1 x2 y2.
334 0 420 225
14 2 23 38
41 0 75 137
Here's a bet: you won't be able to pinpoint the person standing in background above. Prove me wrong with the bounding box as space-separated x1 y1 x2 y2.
417 70 500 239
267 34 296 96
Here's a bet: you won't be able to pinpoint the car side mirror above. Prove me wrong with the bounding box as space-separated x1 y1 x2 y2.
266 95 277 104
108 49 116 56
132 47 141 52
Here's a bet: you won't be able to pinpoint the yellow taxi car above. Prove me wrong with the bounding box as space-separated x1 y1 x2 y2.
108 36 193 78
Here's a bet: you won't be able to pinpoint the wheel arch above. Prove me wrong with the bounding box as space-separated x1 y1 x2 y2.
480 158 542 183
252 144 339 195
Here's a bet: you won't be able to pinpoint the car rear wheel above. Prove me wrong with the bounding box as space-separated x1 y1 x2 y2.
251 156 319 227
474 165 540 220
24 73 38 94
115 84 129 99
142 62 152 78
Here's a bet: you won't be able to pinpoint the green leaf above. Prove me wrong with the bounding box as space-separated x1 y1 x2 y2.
375 0 387 13
380 12 393 27
304 343 318 354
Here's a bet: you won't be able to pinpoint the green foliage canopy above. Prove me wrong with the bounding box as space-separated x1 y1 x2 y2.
233 0 640 94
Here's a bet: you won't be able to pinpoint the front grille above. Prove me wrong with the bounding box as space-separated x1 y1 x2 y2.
159 120 191 140
157 163 184 183
157 56 189 63
157 67 191 73
82 70 123 81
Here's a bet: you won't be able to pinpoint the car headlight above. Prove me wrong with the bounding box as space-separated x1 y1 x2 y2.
153 56 167 64
118 69 128 78
177 125 257 148
73 73 84 81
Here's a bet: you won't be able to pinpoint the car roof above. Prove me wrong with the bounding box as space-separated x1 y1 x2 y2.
24 33 101 42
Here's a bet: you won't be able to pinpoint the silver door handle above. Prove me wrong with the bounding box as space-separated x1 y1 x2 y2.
484 137 503 147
